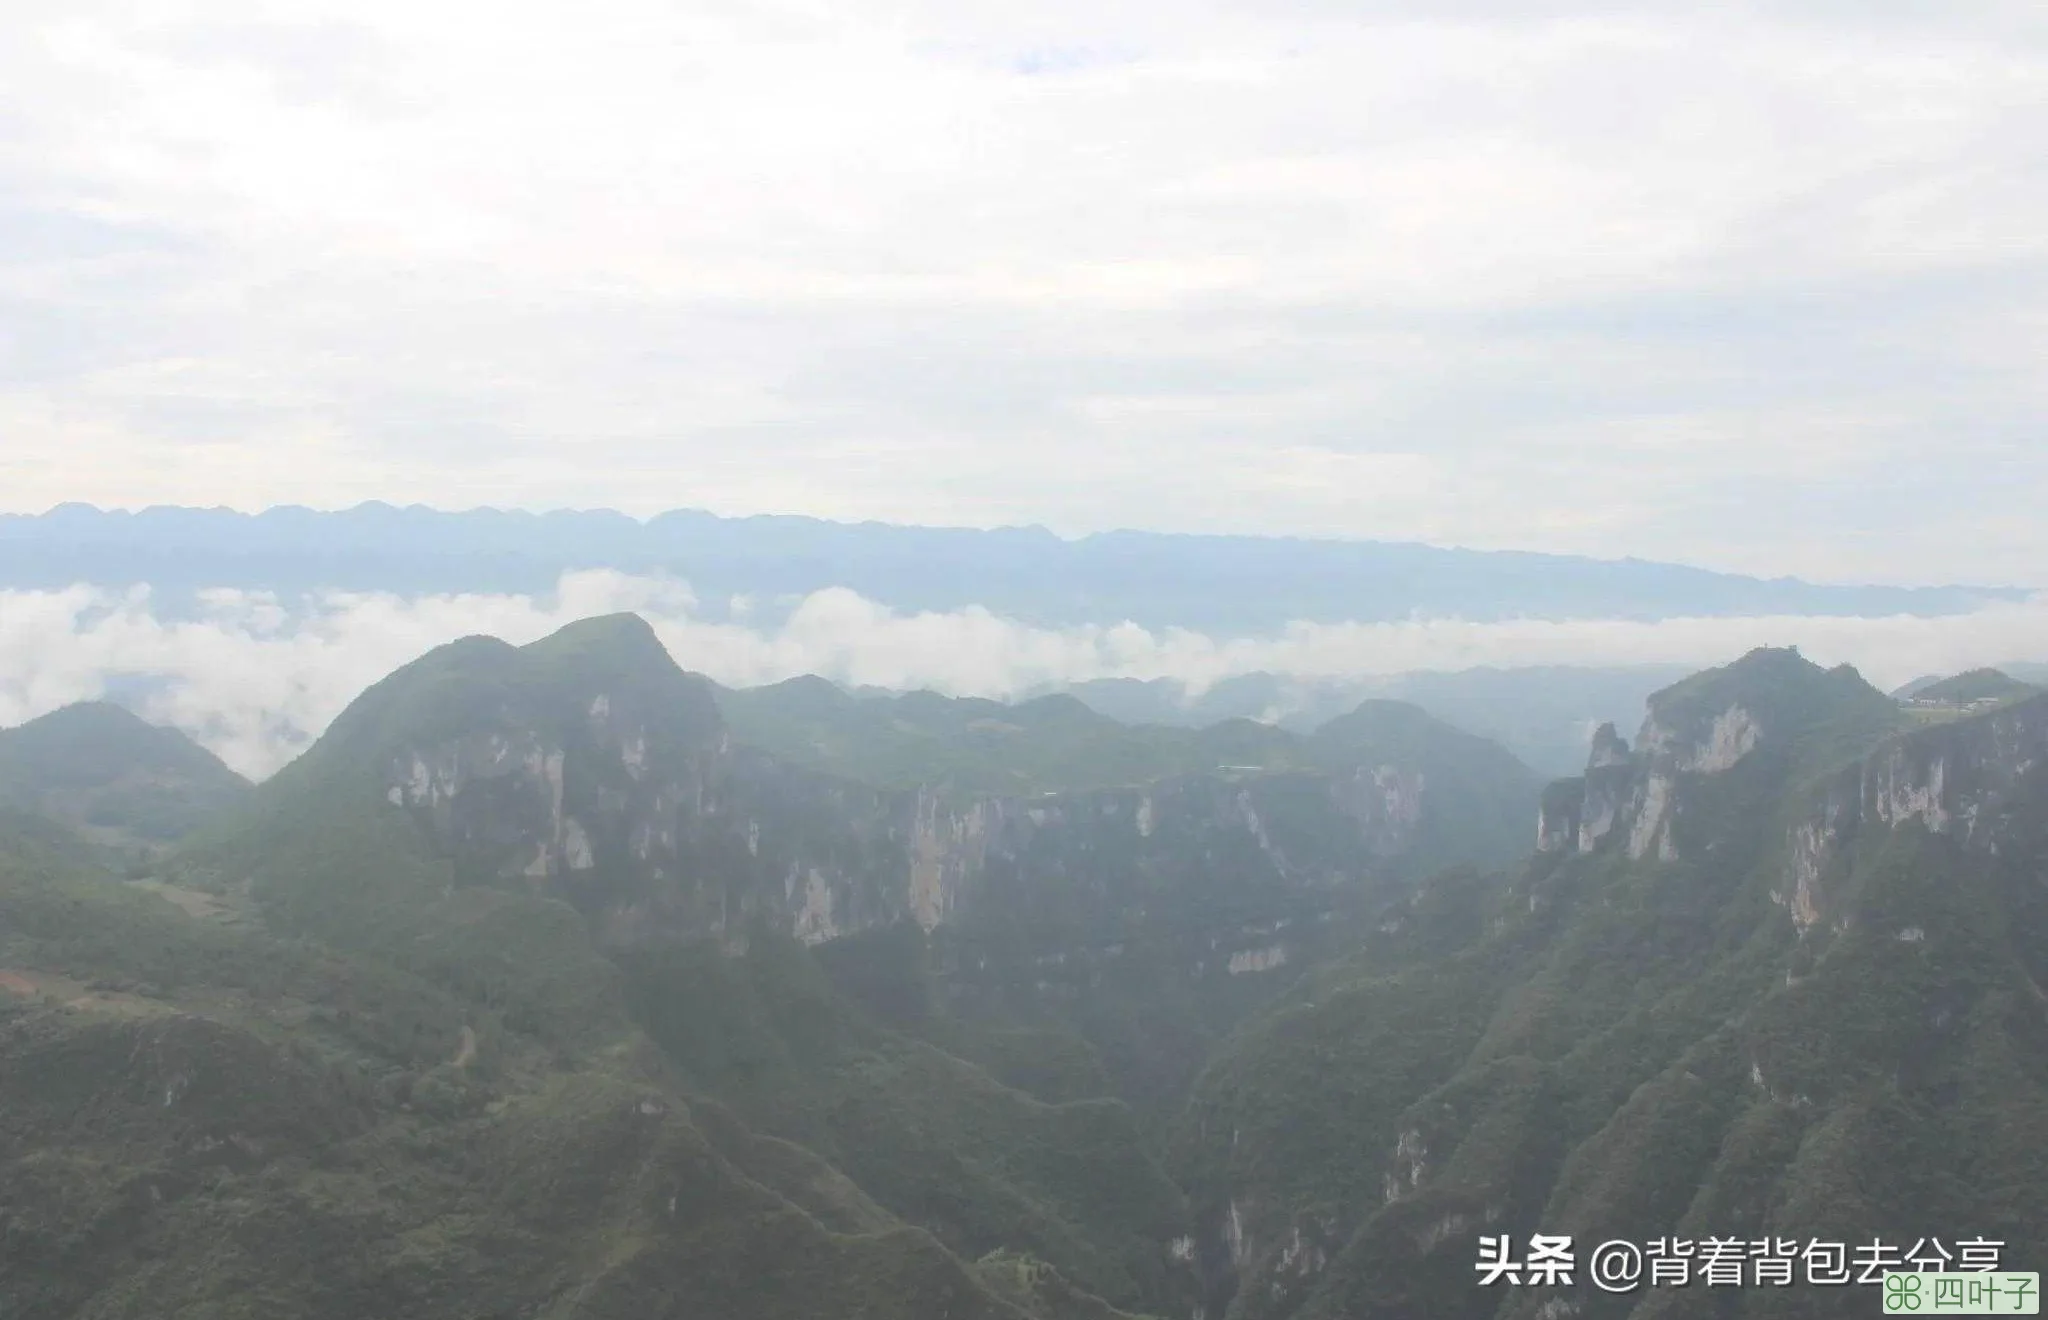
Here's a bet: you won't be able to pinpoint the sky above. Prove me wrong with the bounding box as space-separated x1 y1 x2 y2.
3 0 2045 586
8 571 2048 778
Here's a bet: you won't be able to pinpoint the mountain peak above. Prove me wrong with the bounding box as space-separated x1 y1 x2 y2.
1586 721 1631 769
1536 647 1903 863
520 611 668 664
1 700 244 785
1911 667 2037 705
1319 697 1447 738
1641 645 1888 746
15 698 156 737
1007 692 1102 724
1654 644 1816 699
515 614 712 713
0 700 249 849
744 673 851 713
285 615 716 798
1313 699 1535 776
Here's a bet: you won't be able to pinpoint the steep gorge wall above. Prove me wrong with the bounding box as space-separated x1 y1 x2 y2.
1778 692 2048 931
379 676 1460 970
1535 668 2048 937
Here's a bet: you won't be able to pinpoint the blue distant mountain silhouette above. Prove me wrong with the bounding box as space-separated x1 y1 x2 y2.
0 502 2023 631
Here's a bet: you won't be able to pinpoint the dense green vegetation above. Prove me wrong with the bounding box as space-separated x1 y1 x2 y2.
1174 654 2048 1319
616 927 1197 1314
5 630 2041 1320
0 805 1139 1318
0 701 249 856
4 623 1214 1319
714 678 1308 795
713 678 1539 831
1910 667 2038 705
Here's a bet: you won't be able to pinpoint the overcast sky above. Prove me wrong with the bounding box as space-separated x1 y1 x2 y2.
3 0 2044 586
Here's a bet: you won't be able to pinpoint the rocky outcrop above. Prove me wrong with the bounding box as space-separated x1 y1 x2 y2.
1575 724 1636 853
1176 651 2047 1320
1328 764 1427 856
1534 779 1583 855
1775 692 2048 931
1586 721 1631 770
1534 648 1884 867
1543 719 1664 859
1528 650 2048 936
1639 702 1762 774
365 617 1507 961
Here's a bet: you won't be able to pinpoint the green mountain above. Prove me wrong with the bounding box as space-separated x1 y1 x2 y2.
1172 648 2048 1318
172 614 1535 953
164 613 1536 1132
708 676 1540 1119
712 679 1309 796
13 627 2030 1320
2 612 1529 1318
715 674 1548 819
0 810 1078 1320
1048 665 1698 779
6 623 1194 1319
1905 668 2038 705
0 701 249 857
712 677 1538 883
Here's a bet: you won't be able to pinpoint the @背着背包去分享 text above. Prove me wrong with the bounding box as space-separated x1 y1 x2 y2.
1472 1233 2019 1296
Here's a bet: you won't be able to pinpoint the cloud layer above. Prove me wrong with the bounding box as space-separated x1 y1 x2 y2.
1 2 2044 584
3 571 2044 779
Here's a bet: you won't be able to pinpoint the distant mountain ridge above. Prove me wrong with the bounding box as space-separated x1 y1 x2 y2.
0 503 2024 631
711 675 1540 814
1042 666 1698 777
1900 668 2038 705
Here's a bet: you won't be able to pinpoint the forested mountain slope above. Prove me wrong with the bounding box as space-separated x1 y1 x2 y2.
5 632 2036 1320
1 614 1542 1319
1175 649 2048 1319
0 702 249 858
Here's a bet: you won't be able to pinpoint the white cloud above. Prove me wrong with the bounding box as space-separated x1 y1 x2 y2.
2 571 2044 779
0 2 2044 583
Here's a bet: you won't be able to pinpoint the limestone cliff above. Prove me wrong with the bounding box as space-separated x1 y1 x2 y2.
1778 689 2048 932
1534 647 1900 867
1178 650 2048 1320
1531 646 2048 938
283 617 1535 975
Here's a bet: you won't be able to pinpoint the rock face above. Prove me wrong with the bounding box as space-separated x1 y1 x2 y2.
1534 647 1898 868
1534 779 1583 855
1777 690 2048 932
349 616 1532 962
1536 648 2048 936
1574 723 1636 853
1542 713 1730 864
1178 652 2048 1320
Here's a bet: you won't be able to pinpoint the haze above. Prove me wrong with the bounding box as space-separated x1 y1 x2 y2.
4 0 2045 584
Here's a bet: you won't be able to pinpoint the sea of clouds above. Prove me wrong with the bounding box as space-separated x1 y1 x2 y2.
4 570 2046 779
